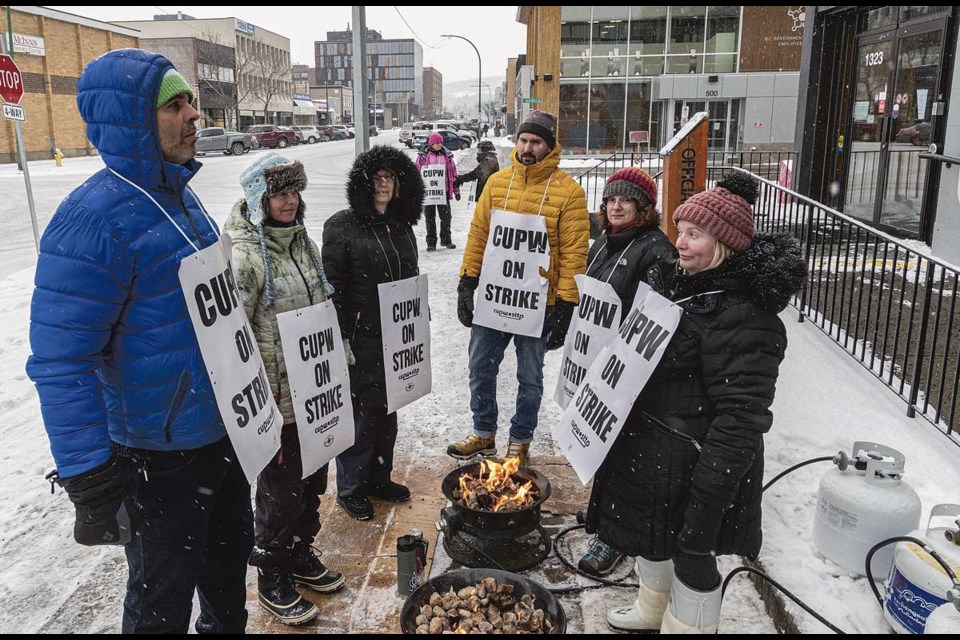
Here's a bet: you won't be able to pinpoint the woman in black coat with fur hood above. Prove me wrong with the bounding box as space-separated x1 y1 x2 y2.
588 173 807 634
321 146 424 521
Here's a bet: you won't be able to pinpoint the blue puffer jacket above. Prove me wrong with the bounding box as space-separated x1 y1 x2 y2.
26 49 224 478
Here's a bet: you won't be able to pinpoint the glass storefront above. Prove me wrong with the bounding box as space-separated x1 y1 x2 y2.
844 6 950 237
559 6 741 153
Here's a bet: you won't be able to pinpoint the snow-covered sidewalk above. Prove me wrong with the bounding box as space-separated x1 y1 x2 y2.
1 137 957 633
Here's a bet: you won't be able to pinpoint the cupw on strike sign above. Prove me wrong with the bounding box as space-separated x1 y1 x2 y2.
0 55 24 105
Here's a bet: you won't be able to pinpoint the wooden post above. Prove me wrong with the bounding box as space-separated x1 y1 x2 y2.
659 112 708 244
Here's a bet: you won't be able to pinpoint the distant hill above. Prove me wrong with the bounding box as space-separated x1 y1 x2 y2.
442 75 504 119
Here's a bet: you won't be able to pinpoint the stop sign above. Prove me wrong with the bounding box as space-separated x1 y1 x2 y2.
0 55 24 105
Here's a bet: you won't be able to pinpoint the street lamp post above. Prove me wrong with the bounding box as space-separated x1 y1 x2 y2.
441 34 481 121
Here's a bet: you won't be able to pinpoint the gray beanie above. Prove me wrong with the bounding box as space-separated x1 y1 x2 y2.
517 110 557 149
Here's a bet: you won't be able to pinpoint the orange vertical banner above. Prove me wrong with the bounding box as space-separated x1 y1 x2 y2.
659 113 708 244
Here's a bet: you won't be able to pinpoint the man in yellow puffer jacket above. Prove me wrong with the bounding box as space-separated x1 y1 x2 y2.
448 110 590 466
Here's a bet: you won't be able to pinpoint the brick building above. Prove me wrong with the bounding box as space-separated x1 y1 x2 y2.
1 6 139 163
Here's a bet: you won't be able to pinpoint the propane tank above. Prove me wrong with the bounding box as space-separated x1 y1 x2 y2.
812 442 922 578
883 504 960 634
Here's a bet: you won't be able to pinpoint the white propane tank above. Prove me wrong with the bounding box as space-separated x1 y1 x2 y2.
812 442 922 578
883 504 960 634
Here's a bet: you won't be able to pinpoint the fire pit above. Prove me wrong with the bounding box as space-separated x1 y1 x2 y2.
399 568 567 634
437 461 552 571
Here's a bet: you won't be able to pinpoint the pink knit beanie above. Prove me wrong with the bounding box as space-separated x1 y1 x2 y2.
428 132 443 146
673 173 759 251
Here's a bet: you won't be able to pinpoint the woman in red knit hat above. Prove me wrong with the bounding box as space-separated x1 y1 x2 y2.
574 166 676 578
585 172 807 633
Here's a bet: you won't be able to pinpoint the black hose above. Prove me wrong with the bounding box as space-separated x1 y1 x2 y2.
763 456 834 492
548 524 639 594
722 565 848 634
864 535 960 606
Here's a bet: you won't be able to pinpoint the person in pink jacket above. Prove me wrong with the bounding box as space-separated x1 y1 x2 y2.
415 132 460 251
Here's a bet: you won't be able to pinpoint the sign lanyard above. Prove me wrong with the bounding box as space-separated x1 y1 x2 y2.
108 167 219 254
503 169 555 218
673 289 725 305
370 217 417 281
586 237 639 284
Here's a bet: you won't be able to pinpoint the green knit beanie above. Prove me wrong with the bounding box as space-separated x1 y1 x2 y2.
156 69 194 107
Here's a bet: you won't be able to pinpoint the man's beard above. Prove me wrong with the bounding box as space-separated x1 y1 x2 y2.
520 153 537 165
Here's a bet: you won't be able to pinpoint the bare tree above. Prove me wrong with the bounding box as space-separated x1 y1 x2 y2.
250 47 293 124
195 29 254 129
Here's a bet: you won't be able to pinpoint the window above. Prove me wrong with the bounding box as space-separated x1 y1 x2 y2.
669 6 707 55
705 6 738 54
629 6 667 56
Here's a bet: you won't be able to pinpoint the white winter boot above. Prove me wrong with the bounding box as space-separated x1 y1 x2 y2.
607 556 674 631
659 575 723 634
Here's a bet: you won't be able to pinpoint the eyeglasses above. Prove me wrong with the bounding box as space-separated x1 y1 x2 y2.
373 173 395 183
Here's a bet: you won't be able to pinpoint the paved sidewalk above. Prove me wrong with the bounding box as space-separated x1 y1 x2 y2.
245 453 588 633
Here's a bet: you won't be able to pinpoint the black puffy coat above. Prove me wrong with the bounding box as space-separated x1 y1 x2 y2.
321 146 424 410
456 151 499 199
586 223 677 321
586 233 807 560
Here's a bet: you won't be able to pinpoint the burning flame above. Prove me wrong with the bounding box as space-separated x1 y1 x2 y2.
457 457 536 512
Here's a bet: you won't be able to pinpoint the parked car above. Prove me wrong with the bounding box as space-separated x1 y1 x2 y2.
400 121 418 147
277 126 300 145
413 128 471 151
291 125 323 144
437 120 479 142
243 124 297 149
331 124 354 139
895 121 932 146
369 124 379 137
194 127 256 156
413 121 475 144
345 124 356 138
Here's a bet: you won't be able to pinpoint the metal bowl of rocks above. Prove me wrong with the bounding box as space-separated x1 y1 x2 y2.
399 568 566 634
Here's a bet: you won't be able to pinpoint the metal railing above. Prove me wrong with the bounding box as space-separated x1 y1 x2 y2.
573 151 796 211
735 167 960 444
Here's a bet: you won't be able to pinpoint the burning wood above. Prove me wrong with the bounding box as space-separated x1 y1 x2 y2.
414 577 553 634
452 458 539 513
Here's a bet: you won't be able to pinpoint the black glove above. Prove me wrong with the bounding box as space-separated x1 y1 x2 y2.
545 299 576 351
455 193 461 201
58 454 142 546
457 275 479 328
676 498 724 556
453 177 463 188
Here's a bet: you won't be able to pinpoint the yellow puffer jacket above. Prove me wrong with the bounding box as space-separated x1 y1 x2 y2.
459 143 590 304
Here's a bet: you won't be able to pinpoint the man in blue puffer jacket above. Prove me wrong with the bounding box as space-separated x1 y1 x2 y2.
26 49 253 633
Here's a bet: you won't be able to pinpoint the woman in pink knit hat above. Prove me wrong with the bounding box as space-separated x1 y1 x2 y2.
585 172 807 633
415 131 460 251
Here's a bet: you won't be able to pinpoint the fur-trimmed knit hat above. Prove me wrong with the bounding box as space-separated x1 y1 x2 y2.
673 172 758 252
428 132 443 146
239 152 307 226
156 69 194 107
238 152 331 309
602 167 658 207
517 110 557 149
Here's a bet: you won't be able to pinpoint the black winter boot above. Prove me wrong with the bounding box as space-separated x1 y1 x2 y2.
257 566 319 626
292 541 346 593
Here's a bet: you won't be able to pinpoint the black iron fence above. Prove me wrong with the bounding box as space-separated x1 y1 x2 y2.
573 151 796 212
737 167 960 443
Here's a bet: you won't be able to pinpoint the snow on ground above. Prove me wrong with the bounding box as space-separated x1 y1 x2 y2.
1 130 958 633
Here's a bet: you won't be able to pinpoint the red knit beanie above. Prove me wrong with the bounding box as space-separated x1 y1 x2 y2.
602 167 658 207
673 173 759 252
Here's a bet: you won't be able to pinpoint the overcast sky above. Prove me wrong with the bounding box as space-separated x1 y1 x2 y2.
47 6 527 84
